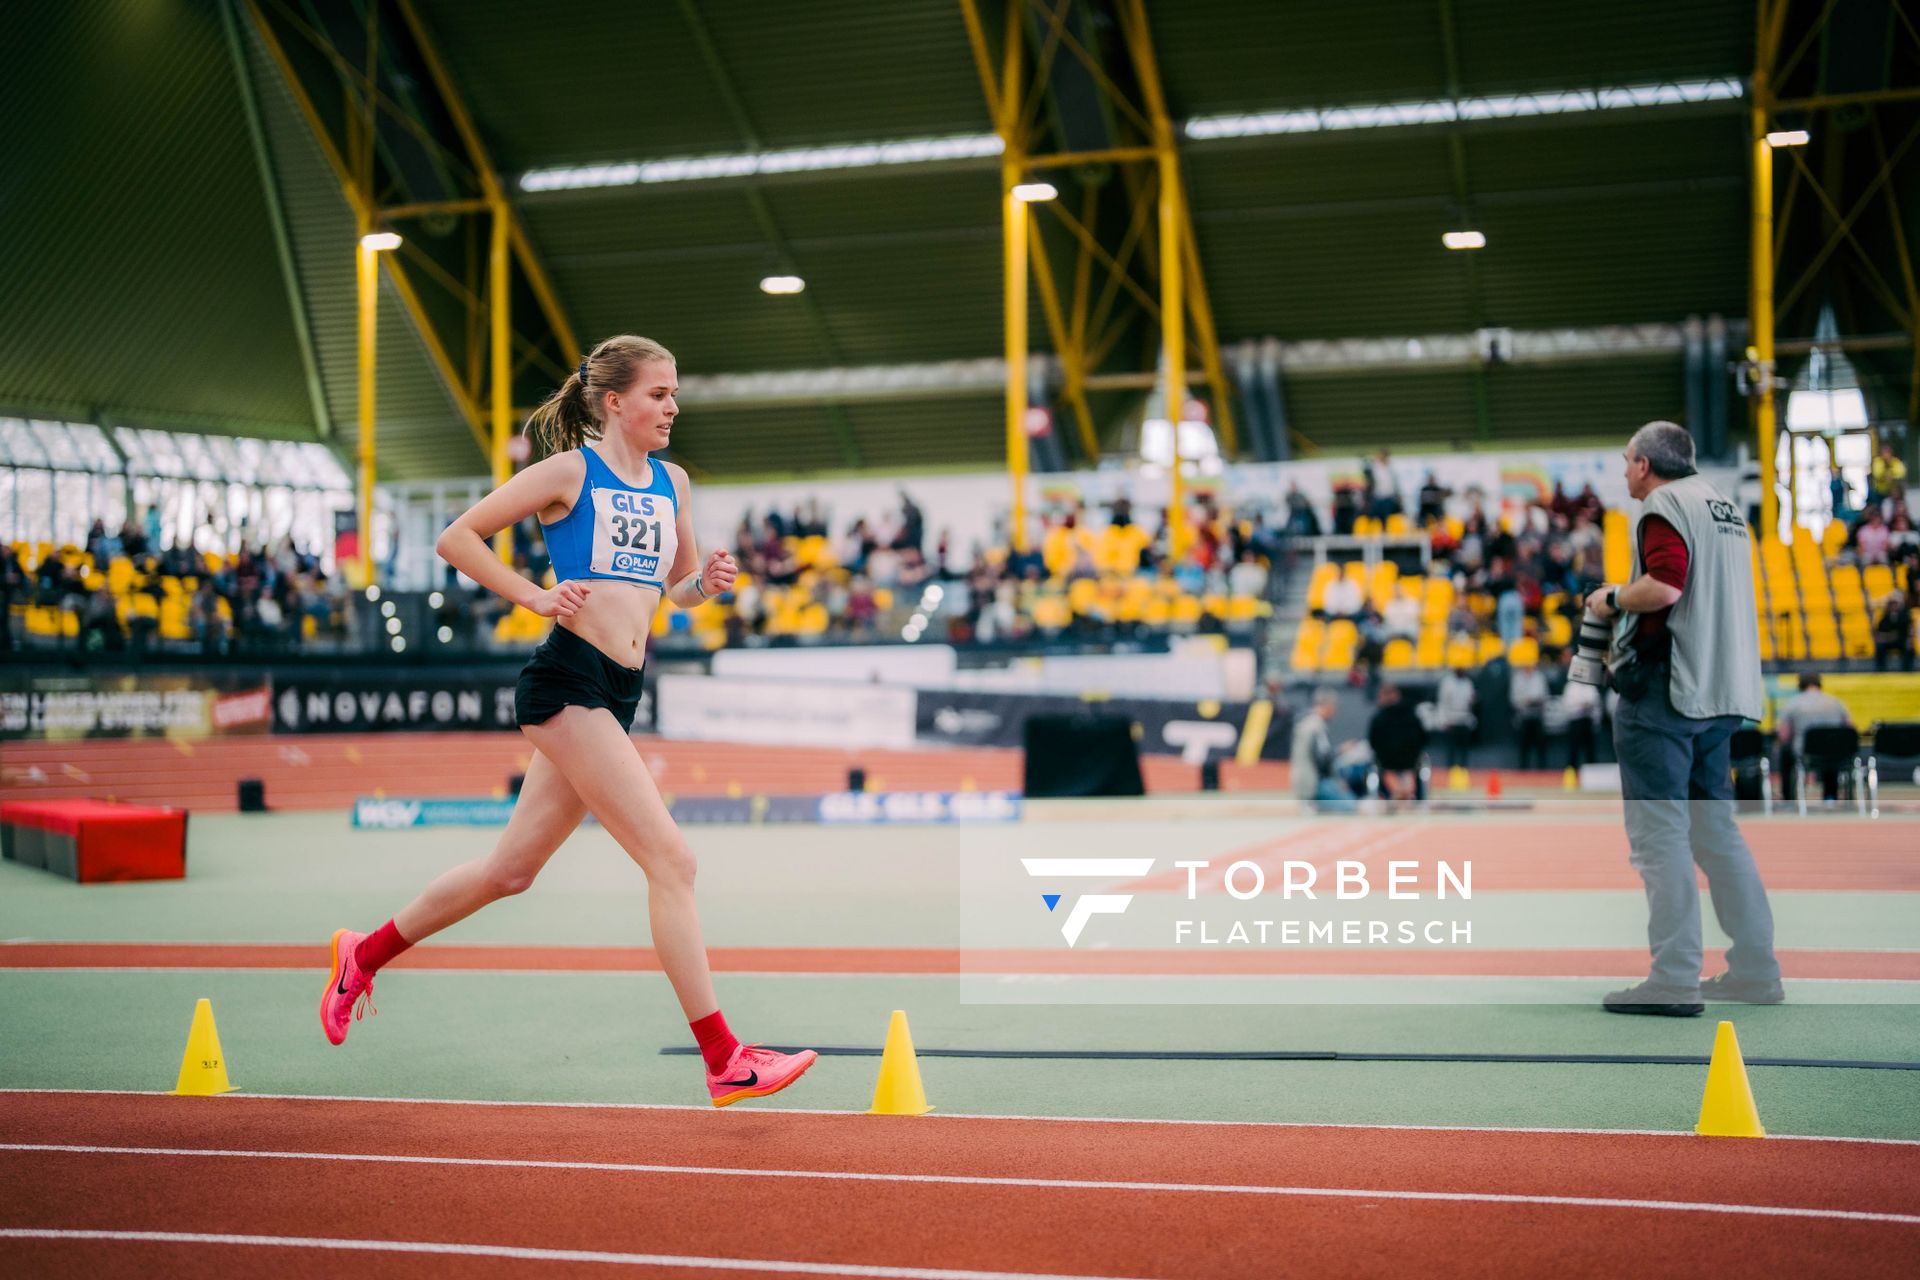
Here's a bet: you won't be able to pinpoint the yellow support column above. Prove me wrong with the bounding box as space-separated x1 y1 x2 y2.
356 231 379 587
1005 165 1030 555
1752 102 1779 543
489 200 513 563
1159 146 1186 558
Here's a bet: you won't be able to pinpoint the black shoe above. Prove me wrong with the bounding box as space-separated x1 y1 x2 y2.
1699 973 1786 1005
1602 982 1705 1017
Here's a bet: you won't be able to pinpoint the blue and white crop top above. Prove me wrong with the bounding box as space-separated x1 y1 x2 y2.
543 445 680 589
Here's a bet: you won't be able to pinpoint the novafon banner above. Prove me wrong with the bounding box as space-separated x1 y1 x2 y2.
274 680 519 734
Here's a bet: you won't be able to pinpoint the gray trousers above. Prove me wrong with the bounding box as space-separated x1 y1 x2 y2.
1613 670 1781 991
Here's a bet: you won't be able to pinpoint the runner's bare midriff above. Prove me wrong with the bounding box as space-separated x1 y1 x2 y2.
556 578 658 668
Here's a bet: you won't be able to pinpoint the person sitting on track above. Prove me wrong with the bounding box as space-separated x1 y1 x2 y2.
319 334 817 1108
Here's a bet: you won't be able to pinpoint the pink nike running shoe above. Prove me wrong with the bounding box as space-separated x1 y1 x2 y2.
320 928 376 1046
706 1043 818 1107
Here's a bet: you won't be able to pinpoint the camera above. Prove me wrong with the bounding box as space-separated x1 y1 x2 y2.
1568 605 1612 688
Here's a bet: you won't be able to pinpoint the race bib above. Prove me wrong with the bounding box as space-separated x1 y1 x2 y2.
588 487 677 584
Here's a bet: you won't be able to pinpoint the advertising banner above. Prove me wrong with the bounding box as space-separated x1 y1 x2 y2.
654 674 917 750
273 679 520 734
915 689 1290 762
0 673 271 740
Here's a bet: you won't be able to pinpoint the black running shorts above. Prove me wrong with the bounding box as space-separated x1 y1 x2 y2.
514 624 645 733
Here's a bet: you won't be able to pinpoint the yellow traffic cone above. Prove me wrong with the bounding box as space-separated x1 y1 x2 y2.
867 1010 932 1115
1447 766 1469 792
1562 766 1579 791
1695 1020 1764 1137
174 998 235 1096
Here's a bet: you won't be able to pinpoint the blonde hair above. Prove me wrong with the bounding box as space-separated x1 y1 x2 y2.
523 334 676 457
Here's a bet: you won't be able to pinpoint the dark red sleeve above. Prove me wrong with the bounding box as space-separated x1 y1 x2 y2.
1640 515 1688 591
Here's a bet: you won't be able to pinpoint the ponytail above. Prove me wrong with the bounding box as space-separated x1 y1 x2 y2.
522 334 676 459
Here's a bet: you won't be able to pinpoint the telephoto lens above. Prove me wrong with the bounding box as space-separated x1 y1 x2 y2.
1567 607 1611 687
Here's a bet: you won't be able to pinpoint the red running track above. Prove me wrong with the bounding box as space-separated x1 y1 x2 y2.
2 941 1916 981
0 1092 1914 1279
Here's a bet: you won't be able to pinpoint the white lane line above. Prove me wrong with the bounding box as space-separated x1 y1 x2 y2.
3 1143 1918 1225
2 1088 1917 1146
0 1229 1147 1279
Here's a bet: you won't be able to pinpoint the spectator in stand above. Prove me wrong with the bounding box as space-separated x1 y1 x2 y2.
1382 587 1419 640
897 490 925 552
78 583 125 652
1367 682 1428 801
189 578 226 652
1870 440 1907 506
1446 591 1479 640
1227 551 1269 601
1417 472 1450 525
845 575 878 638
1488 555 1524 645
1775 673 1852 803
1366 450 1403 520
1829 465 1854 525
0 545 23 650
1285 484 1321 537
1573 483 1604 524
1854 506 1891 565
1321 571 1364 620
1291 690 1354 813
1331 484 1360 535
1510 659 1550 770
143 504 164 551
1875 591 1915 672
1432 665 1477 767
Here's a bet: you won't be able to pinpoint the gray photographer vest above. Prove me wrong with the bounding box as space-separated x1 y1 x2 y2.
1610 473 1764 721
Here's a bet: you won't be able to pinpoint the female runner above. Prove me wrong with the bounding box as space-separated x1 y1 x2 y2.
320 334 817 1107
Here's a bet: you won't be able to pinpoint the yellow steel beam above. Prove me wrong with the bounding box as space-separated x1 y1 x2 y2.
1024 146 1160 169
243 0 488 453
357 236 378 586
1069 183 1097 350
1029 216 1099 461
378 198 492 219
1753 0 1779 541
1043 198 1162 320
1159 155 1187 557
1870 117 1920 423
1179 202 1237 458
490 202 513 563
394 0 581 362
1777 124 1920 322
957 0 1002 119
1002 10 1030 555
1122 0 1238 461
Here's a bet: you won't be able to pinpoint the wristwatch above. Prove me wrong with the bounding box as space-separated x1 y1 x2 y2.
1607 588 1619 614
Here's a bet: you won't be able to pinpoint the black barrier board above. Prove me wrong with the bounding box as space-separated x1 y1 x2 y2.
914 688 1291 761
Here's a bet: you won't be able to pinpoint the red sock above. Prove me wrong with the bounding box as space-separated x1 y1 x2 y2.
354 920 411 975
690 1010 740 1074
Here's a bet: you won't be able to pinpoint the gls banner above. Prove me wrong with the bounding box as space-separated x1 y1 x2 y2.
917 689 1292 761
275 680 518 733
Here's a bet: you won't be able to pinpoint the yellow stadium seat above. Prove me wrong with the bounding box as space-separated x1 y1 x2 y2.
1385 513 1410 535
1382 638 1414 669
1823 519 1849 555
1291 620 1326 671
1171 595 1203 625
1808 633 1841 662
1445 637 1477 669
1863 564 1895 600
1508 637 1539 667
1545 613 1573 647
1476 633 1505 664
1353 516 1379 536
1603 512 1632 583
1342 560 1367 584
1415 630 1444 668
1420 578 1455 623
1306 563 1337 611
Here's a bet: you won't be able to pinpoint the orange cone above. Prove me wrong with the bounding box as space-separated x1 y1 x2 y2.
1486 770 1503 799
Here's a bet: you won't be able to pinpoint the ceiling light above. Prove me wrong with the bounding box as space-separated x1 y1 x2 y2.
360 231 402 251
1012 182 1059 202
1185 78 1743 141
1765 129 1810 147
519 133 1004 191
1442 230 1486 250
760 275 806 295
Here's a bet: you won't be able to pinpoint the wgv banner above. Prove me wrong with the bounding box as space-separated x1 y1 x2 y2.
354 789 1021 828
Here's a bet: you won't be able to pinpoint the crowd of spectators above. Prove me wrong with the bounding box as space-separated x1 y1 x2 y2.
2 508 349 654
704 489 1279 647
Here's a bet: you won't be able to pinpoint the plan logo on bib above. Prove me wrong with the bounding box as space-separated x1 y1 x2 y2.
1021 857 1155 947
